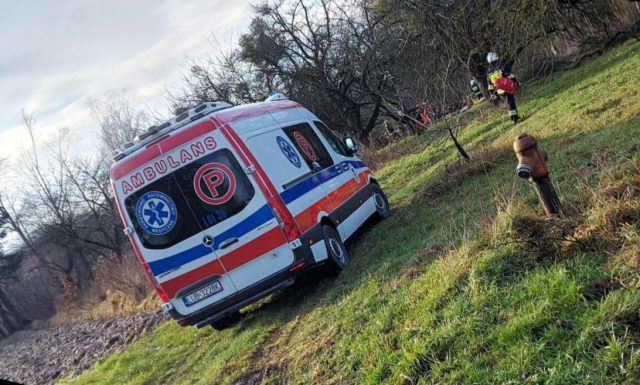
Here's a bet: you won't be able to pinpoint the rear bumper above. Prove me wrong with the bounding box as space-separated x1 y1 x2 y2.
169 241 315 328
168 271 295 327
168 183 377 327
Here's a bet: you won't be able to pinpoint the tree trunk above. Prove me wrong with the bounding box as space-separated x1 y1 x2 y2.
448 127 470 160
57 272 80 309
360 96 383 144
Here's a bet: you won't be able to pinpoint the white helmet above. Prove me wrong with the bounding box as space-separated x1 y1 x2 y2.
487 52 499 63
265 92 288 102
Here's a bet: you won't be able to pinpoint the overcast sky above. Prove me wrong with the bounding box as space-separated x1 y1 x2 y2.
0 0 254 162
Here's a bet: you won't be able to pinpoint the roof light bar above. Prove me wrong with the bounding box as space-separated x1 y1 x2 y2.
112 101 233 161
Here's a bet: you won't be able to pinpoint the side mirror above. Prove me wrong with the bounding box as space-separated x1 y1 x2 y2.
344 136 358 154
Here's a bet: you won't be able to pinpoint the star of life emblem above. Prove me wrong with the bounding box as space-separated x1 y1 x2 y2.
135 191 178 235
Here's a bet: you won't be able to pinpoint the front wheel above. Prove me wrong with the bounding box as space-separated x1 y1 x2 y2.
322 225 349 275
371 184 391 219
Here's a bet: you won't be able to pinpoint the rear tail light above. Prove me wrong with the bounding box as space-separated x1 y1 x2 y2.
268 196 300 242
156 286 170 303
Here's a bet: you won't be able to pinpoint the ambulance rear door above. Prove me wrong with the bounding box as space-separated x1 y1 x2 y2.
118 138 236 317
184 122 295 291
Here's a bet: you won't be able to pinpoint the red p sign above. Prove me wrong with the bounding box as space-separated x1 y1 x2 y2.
193 163 236 205
293 131 317 162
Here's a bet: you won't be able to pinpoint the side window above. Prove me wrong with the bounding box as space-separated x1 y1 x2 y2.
246 129 311 190
283 123 333 170
314 121 351 157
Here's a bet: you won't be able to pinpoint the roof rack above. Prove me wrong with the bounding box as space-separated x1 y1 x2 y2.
113 101 232 161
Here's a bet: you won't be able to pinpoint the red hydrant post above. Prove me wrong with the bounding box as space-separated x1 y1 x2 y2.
513 134 562 216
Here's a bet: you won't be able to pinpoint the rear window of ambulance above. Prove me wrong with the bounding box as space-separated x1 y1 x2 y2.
125 149 255 250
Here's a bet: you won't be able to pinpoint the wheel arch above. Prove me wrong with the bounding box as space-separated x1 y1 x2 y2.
320 215 337 229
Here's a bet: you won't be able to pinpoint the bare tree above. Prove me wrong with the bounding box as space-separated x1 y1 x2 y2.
170 0 410 143
169 38 278 111
4 111 134 304
170 0 638 147
89 93 150 156
238 0 410 142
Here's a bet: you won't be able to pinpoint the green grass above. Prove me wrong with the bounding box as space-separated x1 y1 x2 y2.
61 41 640 385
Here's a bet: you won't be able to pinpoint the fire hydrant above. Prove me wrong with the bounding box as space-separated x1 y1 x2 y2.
513 134 562 216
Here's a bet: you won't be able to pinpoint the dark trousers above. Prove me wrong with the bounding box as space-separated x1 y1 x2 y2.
505 93 519 119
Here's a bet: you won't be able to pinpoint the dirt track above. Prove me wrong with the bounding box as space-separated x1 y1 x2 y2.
0 312 166 385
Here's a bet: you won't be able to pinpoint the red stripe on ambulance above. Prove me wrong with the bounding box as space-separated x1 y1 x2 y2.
295 195 334 234
161 259 227 300
293 171 370 234
111 145 162 181
158 120 217 154
219 227 286 271
328 179 358 210
161 227 286 298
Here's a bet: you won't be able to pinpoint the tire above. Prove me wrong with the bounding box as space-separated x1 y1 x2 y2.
371 184 391 219
210 311 241 331
322 225 349 275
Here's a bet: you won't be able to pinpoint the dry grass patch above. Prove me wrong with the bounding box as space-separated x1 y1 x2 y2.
489 155 640 267
417 143 512 203
572 156 640 258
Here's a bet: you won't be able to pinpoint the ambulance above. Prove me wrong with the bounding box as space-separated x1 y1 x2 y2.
111 95 390 329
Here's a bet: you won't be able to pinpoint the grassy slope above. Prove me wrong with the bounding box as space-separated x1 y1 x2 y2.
62 41 640 385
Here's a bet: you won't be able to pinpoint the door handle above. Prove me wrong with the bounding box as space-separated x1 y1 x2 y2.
256 219 275 231
218 237 239 250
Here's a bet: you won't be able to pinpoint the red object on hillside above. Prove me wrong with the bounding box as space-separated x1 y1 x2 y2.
420 110 431 127
495 77 518 95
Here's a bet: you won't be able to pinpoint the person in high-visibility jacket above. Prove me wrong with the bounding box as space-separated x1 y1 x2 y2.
486 52 521 124
469 79 483 100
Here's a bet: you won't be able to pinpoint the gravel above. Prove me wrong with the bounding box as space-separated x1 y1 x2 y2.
0 312 166 385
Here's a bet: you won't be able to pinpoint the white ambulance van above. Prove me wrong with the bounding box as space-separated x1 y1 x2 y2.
111 96 390 328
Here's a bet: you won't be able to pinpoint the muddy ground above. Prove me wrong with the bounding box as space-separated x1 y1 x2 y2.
0 312 166 385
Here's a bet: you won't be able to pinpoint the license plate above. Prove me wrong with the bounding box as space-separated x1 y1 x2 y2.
183 281 223 306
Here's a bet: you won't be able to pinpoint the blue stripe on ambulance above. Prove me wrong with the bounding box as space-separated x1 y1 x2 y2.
148 160 367 277
148 204 274 276
280 160 365 204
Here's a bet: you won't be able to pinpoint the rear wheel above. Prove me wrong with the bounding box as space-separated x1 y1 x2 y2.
322 225 349 275
371 184 391 219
